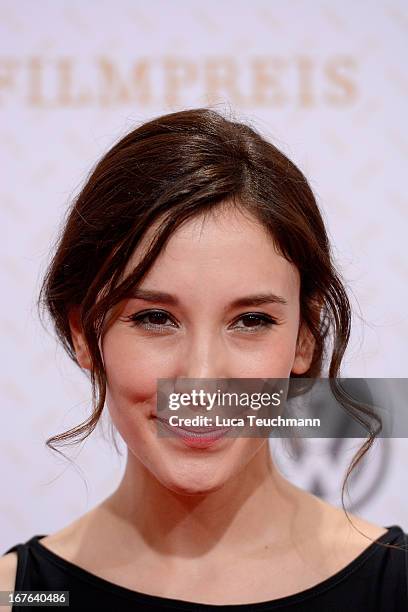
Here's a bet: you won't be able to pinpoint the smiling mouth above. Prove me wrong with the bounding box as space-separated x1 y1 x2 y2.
154 416 230 435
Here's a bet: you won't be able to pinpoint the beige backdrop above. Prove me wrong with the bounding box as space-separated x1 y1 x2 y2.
1 0 407 551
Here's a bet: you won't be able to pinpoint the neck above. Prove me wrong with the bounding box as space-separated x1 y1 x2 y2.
103 442 320 566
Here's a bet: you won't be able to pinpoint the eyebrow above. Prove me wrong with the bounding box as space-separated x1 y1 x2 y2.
127 288 288 309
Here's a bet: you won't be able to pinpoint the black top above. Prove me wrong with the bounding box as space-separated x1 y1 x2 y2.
3 525 408 611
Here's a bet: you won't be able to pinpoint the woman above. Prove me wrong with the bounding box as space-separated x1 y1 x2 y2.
1 108 407 610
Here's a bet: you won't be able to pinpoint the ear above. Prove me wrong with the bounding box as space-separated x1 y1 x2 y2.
68 306 92 371
291 322 316 375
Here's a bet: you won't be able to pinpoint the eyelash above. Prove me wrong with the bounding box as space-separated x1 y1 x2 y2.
123 309 280 334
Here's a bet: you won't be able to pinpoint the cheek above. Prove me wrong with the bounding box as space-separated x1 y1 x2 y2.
245 324 299 377
102 327 159 407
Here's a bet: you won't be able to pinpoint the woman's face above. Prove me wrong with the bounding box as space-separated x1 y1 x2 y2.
73 204 314 495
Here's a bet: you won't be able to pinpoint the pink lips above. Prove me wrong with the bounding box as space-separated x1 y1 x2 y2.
154 416 231 448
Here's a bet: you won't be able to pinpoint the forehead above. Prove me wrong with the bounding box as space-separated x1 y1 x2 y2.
124 205 300 298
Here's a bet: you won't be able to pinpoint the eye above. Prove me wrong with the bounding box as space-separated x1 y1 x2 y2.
122 310 280 334
231 312 280 333
123 309 177 333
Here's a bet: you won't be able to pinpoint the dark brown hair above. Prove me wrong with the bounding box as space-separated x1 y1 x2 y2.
37 107 400 551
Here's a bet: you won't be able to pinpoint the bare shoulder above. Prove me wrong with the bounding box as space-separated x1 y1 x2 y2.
38 503 110 562
0 510 100 590
327 500 387 541
0 506 104 610
0 551 17 589
39 517 91 560
0 551 18 612
312 493 388 556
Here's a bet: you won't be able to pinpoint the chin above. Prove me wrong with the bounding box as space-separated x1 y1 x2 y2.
160 473 228 497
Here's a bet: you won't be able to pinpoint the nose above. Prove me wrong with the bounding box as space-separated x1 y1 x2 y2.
174 331 230 397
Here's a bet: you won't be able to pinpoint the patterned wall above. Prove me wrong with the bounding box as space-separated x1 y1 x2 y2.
1 0 407 551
